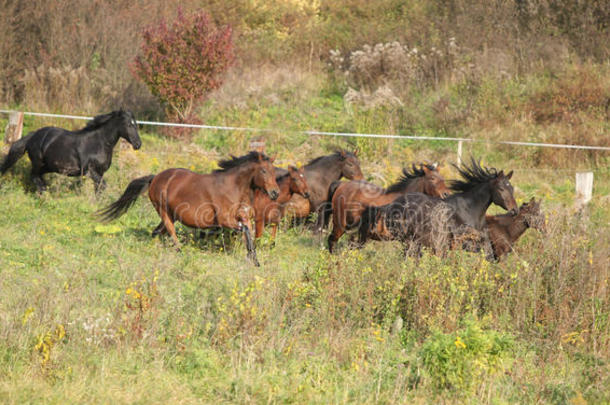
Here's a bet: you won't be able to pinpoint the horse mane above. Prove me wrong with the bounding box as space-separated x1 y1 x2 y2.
82 110 124 131
450 157 500 193
214 151 271 172
305 150 355 167
385 163 434 193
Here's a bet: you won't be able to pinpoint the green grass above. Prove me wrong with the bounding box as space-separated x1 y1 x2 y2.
0 129 608 403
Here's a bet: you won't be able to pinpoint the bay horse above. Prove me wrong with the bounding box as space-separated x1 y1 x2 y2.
253 165 310 240
327 163 450 253
487 197 544 259
97 151 280 266
1 110 141 193
358 158 518 259
280 150 363 228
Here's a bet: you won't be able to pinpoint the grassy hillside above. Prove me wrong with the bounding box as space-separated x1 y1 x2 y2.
0 117 608 402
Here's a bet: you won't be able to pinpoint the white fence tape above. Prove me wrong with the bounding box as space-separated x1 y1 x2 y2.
1 109 609 151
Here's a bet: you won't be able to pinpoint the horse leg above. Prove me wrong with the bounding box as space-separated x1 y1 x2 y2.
31 168 47 193
159 209 181 251
240 220 259 267
254 215 265 239
151 221 167 237
327 206 346 253
89 168 107 195
313 203 330 234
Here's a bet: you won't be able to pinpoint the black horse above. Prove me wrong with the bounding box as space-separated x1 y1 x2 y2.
358 158 518 258
1 109 141 193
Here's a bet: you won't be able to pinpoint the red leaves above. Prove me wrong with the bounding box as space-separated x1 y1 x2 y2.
132 9 235 125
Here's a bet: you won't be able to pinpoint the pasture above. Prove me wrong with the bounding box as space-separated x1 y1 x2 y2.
1 118 608 403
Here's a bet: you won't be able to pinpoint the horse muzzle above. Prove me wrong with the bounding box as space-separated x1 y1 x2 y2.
441 191 450 199
132 141 142 150
303 192 310 198
269 189 280 200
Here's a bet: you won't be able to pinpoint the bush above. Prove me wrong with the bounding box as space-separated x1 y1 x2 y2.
132 9 235 136
418 318 513 396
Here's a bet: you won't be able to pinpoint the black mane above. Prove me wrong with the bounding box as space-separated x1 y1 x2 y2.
385 163 435 193
305 150 355 167
81 110 126 131
450 157 500 193
215 151 271 172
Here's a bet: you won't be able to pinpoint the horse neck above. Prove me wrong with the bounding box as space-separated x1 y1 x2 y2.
226 163 257 197
506 215 529 243
305 156 342 182
275 175 294 204
452 182 493 228
385 177 422 194
89 120 121 149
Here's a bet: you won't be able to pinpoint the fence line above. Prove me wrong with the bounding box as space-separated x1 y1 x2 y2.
1 109 609 152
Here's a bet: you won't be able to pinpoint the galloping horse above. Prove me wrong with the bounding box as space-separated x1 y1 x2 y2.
280 150 363 228
98 151 280 266
253 165 310 240
358 158 518 259
487 197 544 259
327 163 450 253
1 110 141 193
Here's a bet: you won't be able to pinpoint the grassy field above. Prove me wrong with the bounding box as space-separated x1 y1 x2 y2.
0 112 608 403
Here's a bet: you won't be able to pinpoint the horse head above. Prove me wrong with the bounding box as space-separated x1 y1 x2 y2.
491 170 518 215
288 165 309 198
421 163 450 199
116 110 142 150
338 149 364 180
252 153 280 200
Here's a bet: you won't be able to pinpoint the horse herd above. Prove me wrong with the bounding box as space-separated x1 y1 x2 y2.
1 110 545 266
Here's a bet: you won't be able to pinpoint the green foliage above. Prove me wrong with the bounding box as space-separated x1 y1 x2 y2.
418 318 513 395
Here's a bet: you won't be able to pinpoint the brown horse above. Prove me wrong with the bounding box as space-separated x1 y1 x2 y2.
97 151 280 266
327 163 450 253
487 197 544 259
280 150 364 228
253 165 310 240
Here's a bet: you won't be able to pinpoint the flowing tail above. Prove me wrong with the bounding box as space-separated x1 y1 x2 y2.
96 175 155 222
1 133 33 174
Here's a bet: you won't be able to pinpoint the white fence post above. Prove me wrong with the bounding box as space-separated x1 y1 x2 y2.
575 172 593 207
457 140 463 166
4 111 24 144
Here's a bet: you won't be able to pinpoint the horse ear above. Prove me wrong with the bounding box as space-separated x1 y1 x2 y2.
270 155 276 163
353 148 359 156
422 165 431 174
432 162 438 169
506 170 513 179
339 150 347 160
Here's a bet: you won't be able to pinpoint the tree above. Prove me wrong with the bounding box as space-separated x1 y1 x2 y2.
132 9 234 135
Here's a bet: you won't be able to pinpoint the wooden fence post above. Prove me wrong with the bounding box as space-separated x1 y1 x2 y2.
575 172 593 207
457 140 463 167
249 138 265 153
4 111 24 144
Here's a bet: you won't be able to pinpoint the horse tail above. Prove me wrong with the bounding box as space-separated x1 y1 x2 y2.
1 133 33 174
96 175 155 222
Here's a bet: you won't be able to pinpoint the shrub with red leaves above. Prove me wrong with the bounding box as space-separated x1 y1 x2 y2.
132 9 234 137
